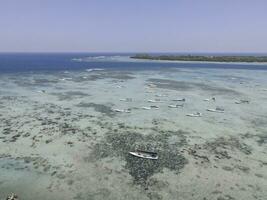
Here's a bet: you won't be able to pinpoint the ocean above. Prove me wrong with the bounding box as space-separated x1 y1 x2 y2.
0 53 267 200
1 53 267 73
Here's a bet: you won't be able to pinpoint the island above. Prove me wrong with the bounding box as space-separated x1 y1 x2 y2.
130 54 267 63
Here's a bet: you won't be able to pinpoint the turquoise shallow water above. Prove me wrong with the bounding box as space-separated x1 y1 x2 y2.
0 55 267 200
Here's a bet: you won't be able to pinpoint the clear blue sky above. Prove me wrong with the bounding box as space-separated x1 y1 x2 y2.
0 0 267 53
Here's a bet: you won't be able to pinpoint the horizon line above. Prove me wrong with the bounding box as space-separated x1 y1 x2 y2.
1 51 267 54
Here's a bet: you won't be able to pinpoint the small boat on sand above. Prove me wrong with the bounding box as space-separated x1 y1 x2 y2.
203 97 216 101
207 107 224 113
147 99 157 103
129 150 158 160
113 109 131 113
155 94 167 97
186 112 202 117
168 104 184 108
172 98 185 102
120 98 133 102
147 99 162 103
142 106 151 110
113 109 124 112
207 108 224 113
235 100 249 104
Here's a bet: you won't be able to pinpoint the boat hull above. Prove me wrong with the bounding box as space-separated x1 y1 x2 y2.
129 151 158 160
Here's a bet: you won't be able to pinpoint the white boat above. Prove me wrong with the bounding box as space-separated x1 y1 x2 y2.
113 109 131 113
147 83 156 88
129 150 158 160
168 104 184 108
147 99 162 103
168 105 177 108
186 112 202 117
203 97 216 101
120 98 133 102
142 106 151 110
60 77 72 81
155 94 167 97
147 99 157 103
113 109 124 112
206 108 224 113
37 90 46 93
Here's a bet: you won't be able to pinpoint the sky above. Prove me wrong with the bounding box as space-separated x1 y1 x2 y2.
0 0 267 53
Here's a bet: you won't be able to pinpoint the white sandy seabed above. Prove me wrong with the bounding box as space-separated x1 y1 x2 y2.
0 67 267 200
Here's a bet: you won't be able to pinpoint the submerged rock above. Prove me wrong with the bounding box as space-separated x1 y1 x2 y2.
76 102 116 117
6 193 18 200
147 78 241 96
89 128 188 185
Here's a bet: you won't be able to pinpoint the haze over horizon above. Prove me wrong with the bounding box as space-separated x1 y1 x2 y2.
1 0 267 53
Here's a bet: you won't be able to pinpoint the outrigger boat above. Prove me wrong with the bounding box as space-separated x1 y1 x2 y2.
129 150 158 160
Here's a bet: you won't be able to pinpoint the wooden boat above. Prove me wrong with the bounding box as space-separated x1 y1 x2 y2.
142 106 151 110
155 94 167 97
172 98 185 102
129 150 158 160
235 100 249 104
203 97 216 101
113 109 131 113
119 98 133 102
147 99 163 103
186 112 202 117
150 105 159 109
113 109 124 112
168 104 184 108
206 108 224 113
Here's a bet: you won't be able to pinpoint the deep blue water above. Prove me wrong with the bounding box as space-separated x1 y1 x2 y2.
0 53 267 73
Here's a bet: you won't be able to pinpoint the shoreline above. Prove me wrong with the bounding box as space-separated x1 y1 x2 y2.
129 57 267 66
71 55 267 66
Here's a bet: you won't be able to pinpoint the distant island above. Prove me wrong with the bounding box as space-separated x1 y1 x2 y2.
130 54 267 63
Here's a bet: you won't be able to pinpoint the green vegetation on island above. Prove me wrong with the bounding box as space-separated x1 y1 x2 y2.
131 54 267 63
